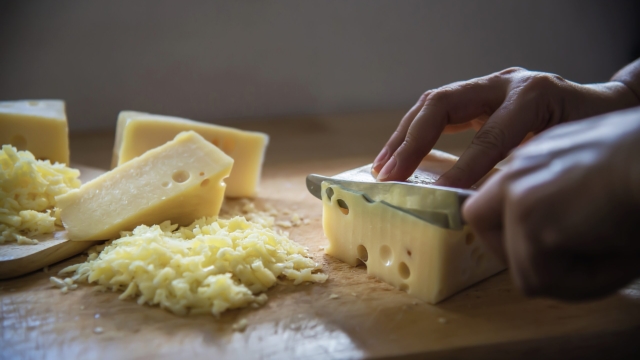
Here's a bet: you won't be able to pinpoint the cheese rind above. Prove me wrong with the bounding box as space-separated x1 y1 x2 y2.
56 131 233 241
0 100 69 164
112 111 268 198
322 183 505 304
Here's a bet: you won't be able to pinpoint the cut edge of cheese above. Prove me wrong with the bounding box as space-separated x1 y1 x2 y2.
0 100 69 165
111 110 269 198
56 131 234 241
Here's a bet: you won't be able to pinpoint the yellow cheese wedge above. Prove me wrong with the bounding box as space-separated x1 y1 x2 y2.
56 131 234 241
112 111 268 198
0 100 69 164
322 183 505 304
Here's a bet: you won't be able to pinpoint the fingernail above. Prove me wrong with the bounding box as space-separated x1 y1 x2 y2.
377 156 397 181
373 148 389 171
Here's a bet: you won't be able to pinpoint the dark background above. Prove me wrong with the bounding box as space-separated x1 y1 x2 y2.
1 0 639 132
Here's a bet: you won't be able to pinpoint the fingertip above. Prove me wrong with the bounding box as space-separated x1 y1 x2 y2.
376 156 397 181
372 148 390 174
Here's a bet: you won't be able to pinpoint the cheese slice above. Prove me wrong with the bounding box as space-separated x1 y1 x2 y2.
56 131 234 241
321 151 505 304
0 100 69 164
112 111 268 198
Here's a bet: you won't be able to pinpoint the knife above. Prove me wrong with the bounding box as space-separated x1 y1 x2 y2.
306 164 476 230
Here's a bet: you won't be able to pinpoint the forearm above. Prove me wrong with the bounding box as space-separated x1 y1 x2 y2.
611 58 640 105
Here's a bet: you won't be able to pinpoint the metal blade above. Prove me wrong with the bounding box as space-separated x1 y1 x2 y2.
306 169 475 230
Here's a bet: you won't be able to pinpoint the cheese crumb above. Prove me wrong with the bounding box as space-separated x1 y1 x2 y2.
232 318 248 332
290 213 302 227
275 220 293 228
329 294 340 299
93 327 104 334
50 276 66 288
60 216 328 317
0 145 80 244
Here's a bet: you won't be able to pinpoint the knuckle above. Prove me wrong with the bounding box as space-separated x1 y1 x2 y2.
425 87 456 106
499 66 527 76
418 91 432 104
401 132 422 152
470 125 508 158
519 73 563 96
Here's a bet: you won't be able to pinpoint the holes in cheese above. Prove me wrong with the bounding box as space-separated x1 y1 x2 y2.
321 182 506 304
0 100 69 165
55 131 233 241
326 187 334 201
379 245 393 266
112 111 268 198
171 170 190 183
398 262 411 279
357 244 369 262
336 199 349 215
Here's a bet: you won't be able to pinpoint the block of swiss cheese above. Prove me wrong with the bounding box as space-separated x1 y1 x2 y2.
322 150 505 304
0 100 69 165
56 131 234 241
112 111 268 198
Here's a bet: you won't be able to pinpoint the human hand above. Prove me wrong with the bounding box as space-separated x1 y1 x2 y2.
372 67 639 188
463 107 640 300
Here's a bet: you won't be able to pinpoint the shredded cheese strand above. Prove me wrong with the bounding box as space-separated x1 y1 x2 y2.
0 145 80 244
60 216 327 316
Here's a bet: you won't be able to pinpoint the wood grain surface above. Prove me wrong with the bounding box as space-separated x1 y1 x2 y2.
2 112 640 359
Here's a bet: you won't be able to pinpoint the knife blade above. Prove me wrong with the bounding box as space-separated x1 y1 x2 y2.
306 165 476 230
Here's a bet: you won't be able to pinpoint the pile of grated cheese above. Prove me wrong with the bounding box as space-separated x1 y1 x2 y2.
59 215 327 316
0 145 81 244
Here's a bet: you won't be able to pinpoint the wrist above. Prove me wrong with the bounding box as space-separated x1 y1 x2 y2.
564 82 640 123
586 81 639 110
611 58 640 105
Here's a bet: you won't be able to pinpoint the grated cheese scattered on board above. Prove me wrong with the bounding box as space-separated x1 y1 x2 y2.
59 216 328 317
0 145 80 244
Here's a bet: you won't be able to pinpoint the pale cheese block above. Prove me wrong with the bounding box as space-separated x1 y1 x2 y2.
0 100 69 164
322 183 505 304
112 111 268 198
56 131 234 241
321 151 505 304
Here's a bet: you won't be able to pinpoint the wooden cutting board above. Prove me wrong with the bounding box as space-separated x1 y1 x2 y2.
0 165 106 279
2 113 640 359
